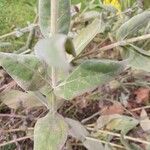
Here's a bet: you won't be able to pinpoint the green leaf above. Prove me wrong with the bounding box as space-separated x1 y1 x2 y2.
125 49 150 72
116 11 150 40
73 18 106 56
55 59 125 100
65 118 89 141
34 113 68 150
0 90 43 109
39 0 71 37
0 52 46 91
97 114 139 134
34 34 74 70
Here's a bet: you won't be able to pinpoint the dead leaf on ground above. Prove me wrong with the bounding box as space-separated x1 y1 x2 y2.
134 88 150 104
101 102 124 115
96 114 139 134
0 90 43 109
140 109 150 132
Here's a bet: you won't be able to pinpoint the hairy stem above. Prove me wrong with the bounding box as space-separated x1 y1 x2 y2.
51 0 58 36
50 0 58 113
87 127 150 146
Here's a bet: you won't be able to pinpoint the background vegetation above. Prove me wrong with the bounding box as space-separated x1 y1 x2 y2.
0 0 150 150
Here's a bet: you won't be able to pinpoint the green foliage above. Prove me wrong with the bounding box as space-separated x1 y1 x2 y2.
0 0 36 35
0 0 36 52
1 0 150 149
73 19 106 56
39 0 71 37
55 59 125 100
34 113 68 150
0 52 46 91
116 11 150 40
125 49 150 72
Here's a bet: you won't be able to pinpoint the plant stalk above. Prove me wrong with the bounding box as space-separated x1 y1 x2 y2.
51 0 58 36
50 0 58 113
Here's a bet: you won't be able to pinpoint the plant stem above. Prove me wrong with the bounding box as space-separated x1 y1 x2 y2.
51 0 58 87
50 0 58 113
0 128 34 133
51 0 58 36
87 127 150 146
0 24 38 40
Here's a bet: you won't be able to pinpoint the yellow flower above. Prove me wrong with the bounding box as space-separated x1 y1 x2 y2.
103 0 121 11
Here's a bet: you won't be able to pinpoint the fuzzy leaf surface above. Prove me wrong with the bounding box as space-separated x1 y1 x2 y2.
39 0 71 37
125 49 150 72
0 52 46 91
73 19 106 56
55 59 125 100
116 11 150 40
34 113 68 150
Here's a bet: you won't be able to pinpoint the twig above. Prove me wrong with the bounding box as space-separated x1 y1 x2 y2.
81 111 100 124
76 33 150 60
0 128 34 133
131 105 150 112
87 127 150 146
0 24 38 40
0 135 33 148
0 114 29 119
